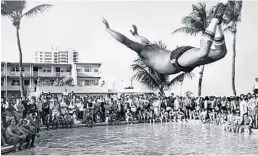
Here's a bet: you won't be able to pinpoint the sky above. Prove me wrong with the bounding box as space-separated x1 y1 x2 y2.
1 0 258 96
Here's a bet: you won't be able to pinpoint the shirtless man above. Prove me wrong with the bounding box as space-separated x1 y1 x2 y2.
102 1 228 74
5 119 27 151
239 114 253 134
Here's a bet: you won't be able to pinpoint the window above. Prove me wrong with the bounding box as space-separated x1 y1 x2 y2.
50 80 54 85
67 68 71 72
76 67 81 72
85 80 90 85
94 68 98 72
60 67 66 72
92 80 98 85
11 67 15 71
24 80 30 86
11 80 20 86
1 78 4 86
84 67 91 72
42 67 51 72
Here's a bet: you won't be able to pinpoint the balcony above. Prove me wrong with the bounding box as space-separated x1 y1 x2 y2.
77 72 101 78
33 72 72 77
3 85 31 91
36 85 108 94
7 71 31 77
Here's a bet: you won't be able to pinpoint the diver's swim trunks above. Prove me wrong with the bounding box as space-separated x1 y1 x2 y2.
170 46 195 73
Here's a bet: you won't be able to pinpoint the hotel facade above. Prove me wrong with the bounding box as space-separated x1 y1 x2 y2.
34 49 79 63
1 61 103 98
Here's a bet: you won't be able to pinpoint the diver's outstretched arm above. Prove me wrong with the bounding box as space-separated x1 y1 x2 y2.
102 18 144 54
130 25 151 44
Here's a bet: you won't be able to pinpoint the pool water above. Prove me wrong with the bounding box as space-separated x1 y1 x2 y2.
9 121 258 155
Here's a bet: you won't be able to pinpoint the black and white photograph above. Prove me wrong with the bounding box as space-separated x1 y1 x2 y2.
1 0 258 155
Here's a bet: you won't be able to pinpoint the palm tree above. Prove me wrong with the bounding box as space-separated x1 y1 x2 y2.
172 3 212 97
1 1 52 97
131 58 194 97
223 0 243 96
131 41 194 97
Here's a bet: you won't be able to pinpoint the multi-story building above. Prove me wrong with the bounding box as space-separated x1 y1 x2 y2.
1 61 102 98
35 49 79 63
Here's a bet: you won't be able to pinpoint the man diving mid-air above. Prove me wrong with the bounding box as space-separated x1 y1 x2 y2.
102 1 228 74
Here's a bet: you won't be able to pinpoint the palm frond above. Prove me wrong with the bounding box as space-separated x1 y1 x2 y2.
171 27 200 36
153 40 167 50
166 72 194 88
1 1 26 17
223 0 242 26
23 4 52 17
131 63 160 89
131 57 171 90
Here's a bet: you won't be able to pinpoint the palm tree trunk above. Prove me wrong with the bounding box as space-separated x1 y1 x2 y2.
159 86 165 98
198 65 205 97
180 81 183 97
16 26 24 98
232 32 237 96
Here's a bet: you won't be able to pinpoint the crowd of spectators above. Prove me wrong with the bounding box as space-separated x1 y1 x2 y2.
1 91 258 151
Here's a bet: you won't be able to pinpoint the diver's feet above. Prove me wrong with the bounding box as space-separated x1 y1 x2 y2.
213 1 228 24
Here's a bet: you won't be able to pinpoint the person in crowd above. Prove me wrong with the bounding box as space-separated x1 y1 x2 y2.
19 119 37 148
239 112 253 134
104 101 111 125
42 97 50 126
142 109 149 123
3 98 16 126
240 97 248 119
209 109 216 124
125 109 133 124
223 110 235 131
64 112 74 128
160 108 168 123
5 119 27 151
27 97 38 116
14 98 25 122
1 121 8 146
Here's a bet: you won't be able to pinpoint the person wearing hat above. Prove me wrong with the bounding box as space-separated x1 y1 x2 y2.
19 119 37 148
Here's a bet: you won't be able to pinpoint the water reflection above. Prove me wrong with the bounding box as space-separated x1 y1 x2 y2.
9 121 258 155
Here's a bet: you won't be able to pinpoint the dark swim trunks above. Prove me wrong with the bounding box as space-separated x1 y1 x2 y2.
170 46 195 73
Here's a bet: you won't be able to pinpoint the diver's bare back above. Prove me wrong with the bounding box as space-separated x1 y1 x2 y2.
140 45 179 74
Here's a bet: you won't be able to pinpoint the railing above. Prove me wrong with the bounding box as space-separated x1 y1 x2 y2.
35 72 71 77
5 85 31 91
8 71 31 77
37 72 55 77
77 72 100 77
36 85 108 94
59 72 72 77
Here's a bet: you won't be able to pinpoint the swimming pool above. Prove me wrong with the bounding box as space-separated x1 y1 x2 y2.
8 121 258 155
